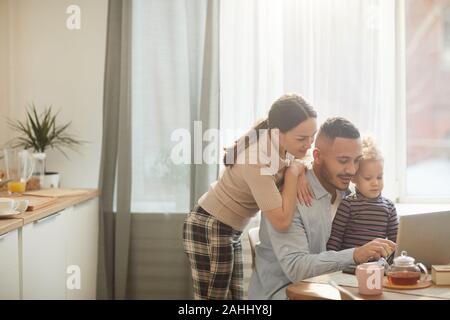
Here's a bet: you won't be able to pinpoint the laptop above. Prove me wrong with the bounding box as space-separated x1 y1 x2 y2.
396 210 450 269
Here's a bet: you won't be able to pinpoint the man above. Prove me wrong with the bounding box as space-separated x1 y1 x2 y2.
248 117 395 300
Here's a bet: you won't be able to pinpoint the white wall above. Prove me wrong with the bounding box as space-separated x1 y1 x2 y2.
0 0 11 141
0 0 108 188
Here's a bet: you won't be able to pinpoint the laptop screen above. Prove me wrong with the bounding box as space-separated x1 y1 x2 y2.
396 210 450 268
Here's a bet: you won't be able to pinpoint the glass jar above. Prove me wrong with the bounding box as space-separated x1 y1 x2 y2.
32 152 46 190
387 251 428 285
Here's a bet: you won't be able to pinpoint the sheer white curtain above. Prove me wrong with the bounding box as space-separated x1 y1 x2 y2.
132 0 191 213
220 0 284 145
220 0 398 198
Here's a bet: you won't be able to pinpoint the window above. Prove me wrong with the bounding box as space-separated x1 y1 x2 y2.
130 0 450 214
405 0 450 199
131 0 191 213
220 0 398 198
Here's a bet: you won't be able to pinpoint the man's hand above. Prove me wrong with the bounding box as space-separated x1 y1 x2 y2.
353 238 396 264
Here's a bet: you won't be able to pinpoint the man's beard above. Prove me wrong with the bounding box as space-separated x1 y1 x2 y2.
319 162 349 191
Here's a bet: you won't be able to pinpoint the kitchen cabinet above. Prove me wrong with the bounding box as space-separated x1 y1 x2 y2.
21 209 69 299
65 198 99 299
0 190 99 299
0 229 20 299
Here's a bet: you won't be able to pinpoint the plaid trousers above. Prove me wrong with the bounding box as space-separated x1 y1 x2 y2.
183 206 243 300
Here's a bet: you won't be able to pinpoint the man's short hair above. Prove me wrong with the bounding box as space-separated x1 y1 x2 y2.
317 117 360 141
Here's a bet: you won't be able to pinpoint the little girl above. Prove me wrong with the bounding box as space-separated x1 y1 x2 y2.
327 136 398 252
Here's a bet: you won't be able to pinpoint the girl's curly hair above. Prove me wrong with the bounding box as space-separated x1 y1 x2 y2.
361 136 383 161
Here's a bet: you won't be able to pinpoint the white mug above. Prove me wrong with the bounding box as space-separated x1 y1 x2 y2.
355 262 384 295
15 199 29 213
0 198 29 214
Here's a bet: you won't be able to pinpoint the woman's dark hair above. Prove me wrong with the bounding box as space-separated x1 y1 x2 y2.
223 94 317 167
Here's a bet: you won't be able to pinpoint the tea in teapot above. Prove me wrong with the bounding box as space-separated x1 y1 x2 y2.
387 251 428 285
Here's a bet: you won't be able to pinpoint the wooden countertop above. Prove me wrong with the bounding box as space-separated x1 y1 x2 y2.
0 219 23 237
0 189 99 236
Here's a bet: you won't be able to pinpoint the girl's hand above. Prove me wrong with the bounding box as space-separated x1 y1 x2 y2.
297 171 314 207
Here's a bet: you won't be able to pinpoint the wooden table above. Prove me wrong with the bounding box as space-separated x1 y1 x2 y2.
286 272 450 300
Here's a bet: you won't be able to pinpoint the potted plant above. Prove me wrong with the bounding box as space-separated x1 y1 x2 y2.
7 103 85 189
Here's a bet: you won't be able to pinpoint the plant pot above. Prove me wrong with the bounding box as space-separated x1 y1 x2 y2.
42 172 60 189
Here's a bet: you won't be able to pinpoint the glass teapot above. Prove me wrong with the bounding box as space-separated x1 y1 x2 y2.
387 251 428 285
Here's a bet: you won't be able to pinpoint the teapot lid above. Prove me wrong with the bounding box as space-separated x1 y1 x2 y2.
393 251 415 266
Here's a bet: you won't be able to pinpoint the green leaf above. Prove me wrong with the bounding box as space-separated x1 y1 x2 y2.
6 103 87 156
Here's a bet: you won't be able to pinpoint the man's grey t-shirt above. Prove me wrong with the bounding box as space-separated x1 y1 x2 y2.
248 169 355 300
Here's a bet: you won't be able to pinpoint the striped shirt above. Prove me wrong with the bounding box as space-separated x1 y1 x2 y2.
326 189 399 251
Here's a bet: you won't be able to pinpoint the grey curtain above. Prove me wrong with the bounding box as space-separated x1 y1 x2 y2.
97 0 132 300
190 0 220 207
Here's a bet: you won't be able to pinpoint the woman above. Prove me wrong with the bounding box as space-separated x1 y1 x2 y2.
183 94 318 300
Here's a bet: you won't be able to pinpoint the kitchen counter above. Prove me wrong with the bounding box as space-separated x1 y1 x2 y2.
0 219 22 237
0 189 99 235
